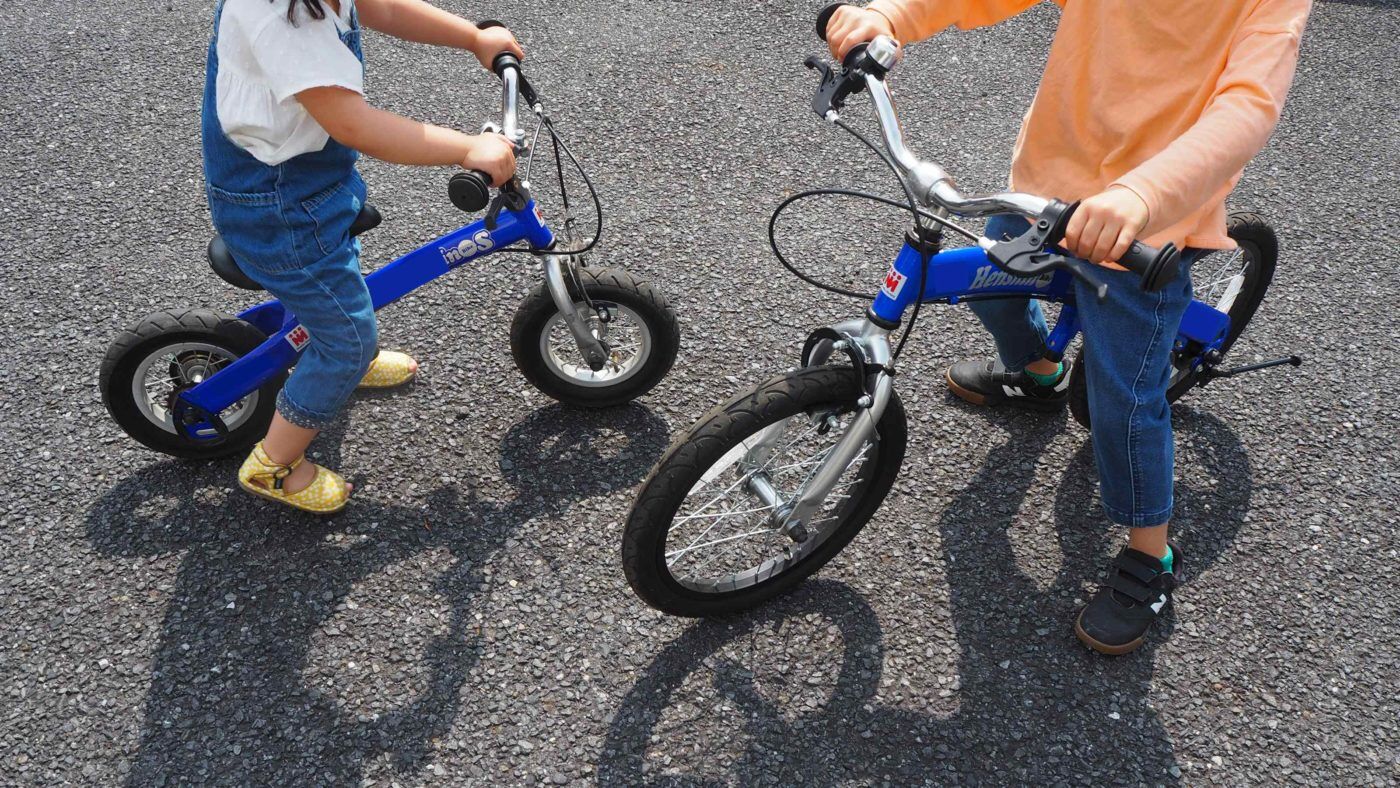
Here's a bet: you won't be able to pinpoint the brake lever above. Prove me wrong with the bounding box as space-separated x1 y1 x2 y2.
805 55 865 119
985 230 1110 303
1059 256 1110 303
484 180 529 231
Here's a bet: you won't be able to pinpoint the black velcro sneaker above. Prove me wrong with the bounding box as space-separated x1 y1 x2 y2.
945 359 1070 412
1074 543 1182 655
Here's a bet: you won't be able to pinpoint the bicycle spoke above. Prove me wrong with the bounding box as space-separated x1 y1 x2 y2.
665 406 878 593
667 528 773 561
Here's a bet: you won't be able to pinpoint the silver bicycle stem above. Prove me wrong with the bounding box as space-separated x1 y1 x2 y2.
859 39 1050 220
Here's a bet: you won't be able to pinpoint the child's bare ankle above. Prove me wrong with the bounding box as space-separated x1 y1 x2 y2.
281 460 318 495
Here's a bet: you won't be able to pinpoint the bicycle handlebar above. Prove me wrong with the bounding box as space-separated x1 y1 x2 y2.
475 20 538 146
448 20 539 213
810 4 1180 293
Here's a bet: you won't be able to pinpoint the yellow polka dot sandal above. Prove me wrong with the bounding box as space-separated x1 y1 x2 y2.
238 442 350 515
357 351 419 389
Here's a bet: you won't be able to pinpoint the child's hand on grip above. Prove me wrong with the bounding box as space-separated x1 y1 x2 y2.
827 7 897 61
462 133 517 186
470 25 524 70
1062 186 1151 267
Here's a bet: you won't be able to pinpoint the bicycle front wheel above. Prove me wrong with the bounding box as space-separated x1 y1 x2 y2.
622 366 906 617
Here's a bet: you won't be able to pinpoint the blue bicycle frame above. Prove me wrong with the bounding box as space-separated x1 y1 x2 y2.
175 202 556 440
773 237 1229 533
868 241 1230 359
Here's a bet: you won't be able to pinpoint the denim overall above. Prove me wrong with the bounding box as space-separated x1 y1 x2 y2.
974 214 1205 528
202 1 378 430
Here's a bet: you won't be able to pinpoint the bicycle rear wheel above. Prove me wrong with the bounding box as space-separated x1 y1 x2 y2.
1069 213 1277 429
622 366 906 617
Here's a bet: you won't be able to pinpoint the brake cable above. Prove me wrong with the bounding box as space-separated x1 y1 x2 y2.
491 113 605 259
768 188 976 299
769 115 978 363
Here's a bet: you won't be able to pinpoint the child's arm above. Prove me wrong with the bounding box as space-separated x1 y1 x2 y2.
1065 0 1310 263
357 0 523 69
1106 0 1309 245
828 1 1056 59
296 86 516 184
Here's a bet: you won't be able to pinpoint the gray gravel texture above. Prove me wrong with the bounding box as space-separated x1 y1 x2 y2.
2 0 1398 785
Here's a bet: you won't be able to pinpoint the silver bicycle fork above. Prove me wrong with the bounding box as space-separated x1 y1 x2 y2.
741 317 894 537
543 254 610 372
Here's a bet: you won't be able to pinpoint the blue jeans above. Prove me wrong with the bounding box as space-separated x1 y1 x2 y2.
971 214 1199 527
212 199 379 430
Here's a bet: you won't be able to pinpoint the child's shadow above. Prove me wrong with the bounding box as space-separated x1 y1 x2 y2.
600 406 1253 784
85 403 669 787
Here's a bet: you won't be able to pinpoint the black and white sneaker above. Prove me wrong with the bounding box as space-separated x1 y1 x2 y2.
945 359 1070 412
1074 543 1181 655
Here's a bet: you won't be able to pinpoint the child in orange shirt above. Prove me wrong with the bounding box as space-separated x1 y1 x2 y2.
828 0 1310 654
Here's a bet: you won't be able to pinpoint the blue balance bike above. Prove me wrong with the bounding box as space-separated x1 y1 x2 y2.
621 11 1299 617
101 50 679 460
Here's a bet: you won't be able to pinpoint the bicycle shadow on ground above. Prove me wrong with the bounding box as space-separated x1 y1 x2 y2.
85 403 668 787
599 406 1251 784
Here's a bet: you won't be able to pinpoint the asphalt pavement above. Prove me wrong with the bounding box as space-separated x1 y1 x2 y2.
1 0 1397 785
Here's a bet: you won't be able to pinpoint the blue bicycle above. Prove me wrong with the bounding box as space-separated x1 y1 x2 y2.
621 13 1296 617
100 49 679 460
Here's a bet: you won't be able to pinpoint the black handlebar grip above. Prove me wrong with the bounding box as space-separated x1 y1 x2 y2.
448 170 492 213
816 3 851 41
492 51 522 78
1051 200 1180 292
477 20 525 79
1116 239 1182 292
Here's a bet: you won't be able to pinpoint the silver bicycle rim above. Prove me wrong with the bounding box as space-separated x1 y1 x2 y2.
664 409 877 594
129 342 258 435
1195 247 1251 314
1170 246 1252 386
539 302 652 387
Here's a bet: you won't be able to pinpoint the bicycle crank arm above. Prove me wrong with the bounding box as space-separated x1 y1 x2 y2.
1198 354 1302 384
544 255 610 371
781 371 894 530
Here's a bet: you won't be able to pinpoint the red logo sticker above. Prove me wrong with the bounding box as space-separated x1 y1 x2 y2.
881 267 907 298
286 325 311 351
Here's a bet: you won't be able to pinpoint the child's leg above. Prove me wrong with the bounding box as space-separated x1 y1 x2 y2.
945 214 1067 409
968 214 1053 372
249 242 378 493
967 298 1054 373
1074 263 1196 534
1071 259 1198 654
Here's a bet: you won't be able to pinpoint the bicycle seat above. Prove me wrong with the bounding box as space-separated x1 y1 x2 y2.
207 202 383 290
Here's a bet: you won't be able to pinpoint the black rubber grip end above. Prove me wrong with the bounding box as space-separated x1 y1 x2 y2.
816 3 850 41
492 52 521 77
448 171 492 213
1118 240 1182 292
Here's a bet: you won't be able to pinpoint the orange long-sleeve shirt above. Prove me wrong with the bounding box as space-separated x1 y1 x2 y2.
866 0 1310 249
